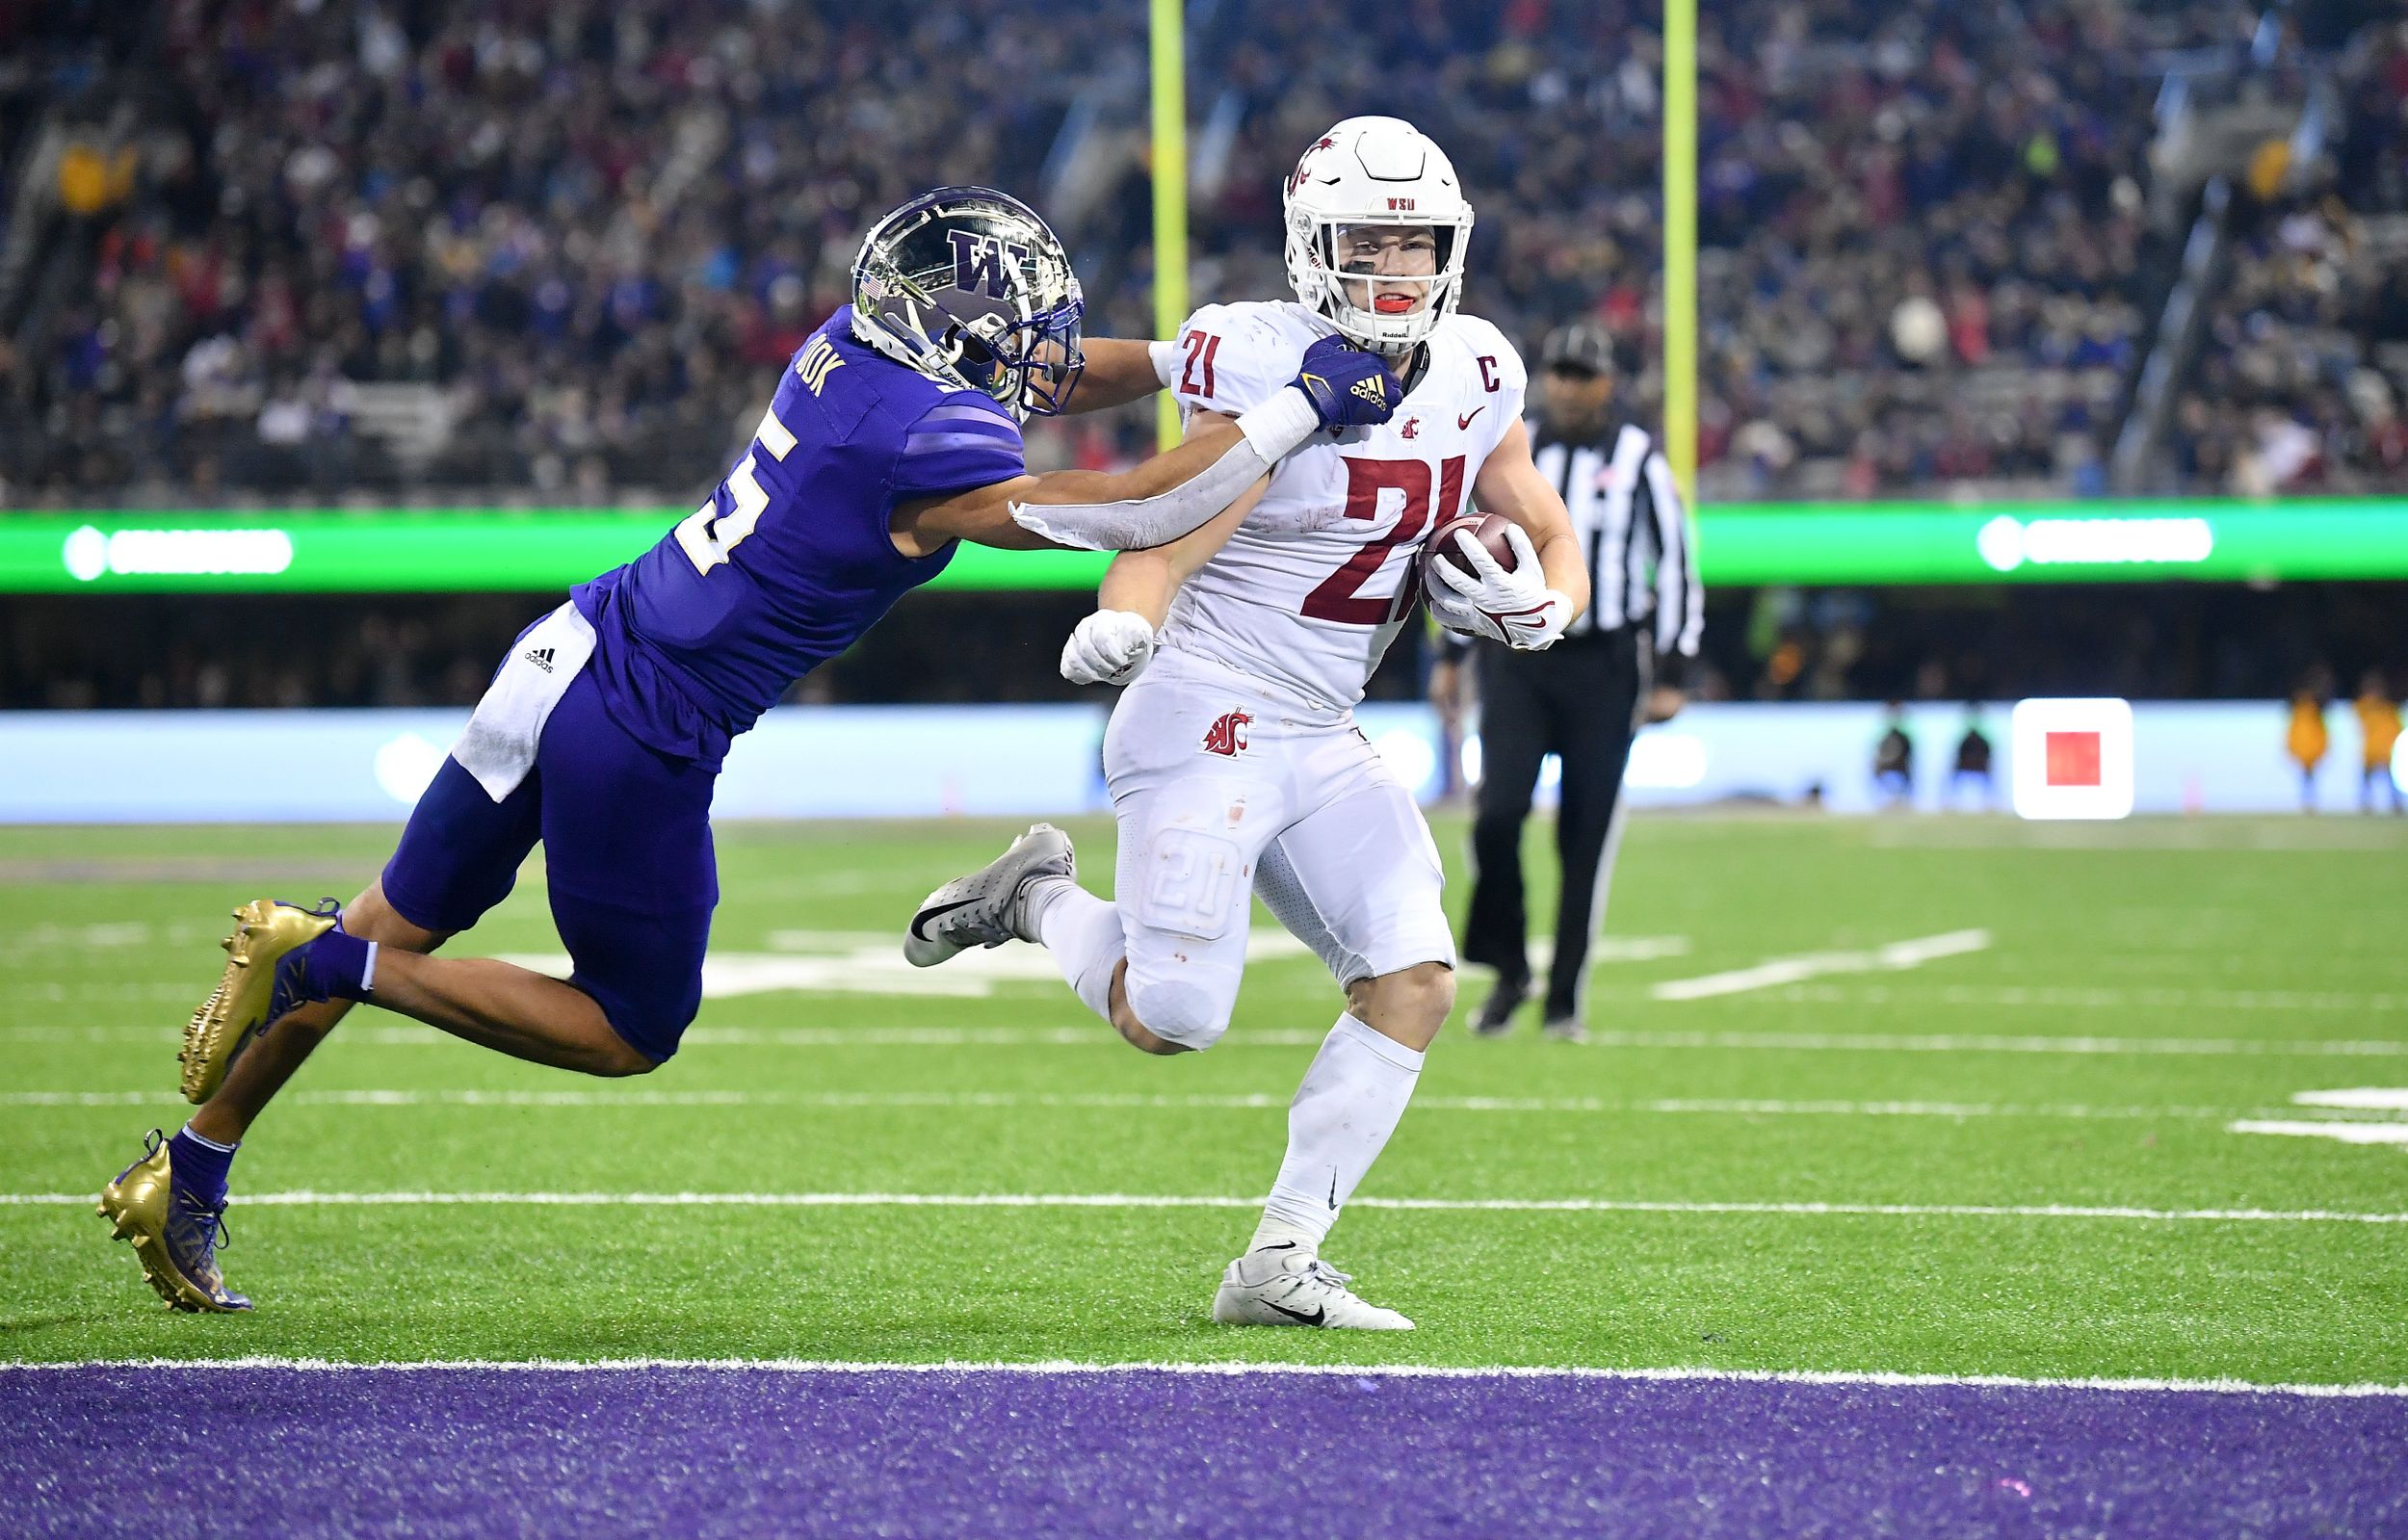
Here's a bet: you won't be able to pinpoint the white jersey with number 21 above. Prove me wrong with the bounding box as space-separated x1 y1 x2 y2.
1164 300 1527 713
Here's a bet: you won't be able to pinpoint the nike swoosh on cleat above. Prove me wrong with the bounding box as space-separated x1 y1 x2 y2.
909 898 983 942
1264 1299 1326 1326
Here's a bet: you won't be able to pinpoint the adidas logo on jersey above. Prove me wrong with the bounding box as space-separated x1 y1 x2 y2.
523 646 556 673
1201 710 1252 757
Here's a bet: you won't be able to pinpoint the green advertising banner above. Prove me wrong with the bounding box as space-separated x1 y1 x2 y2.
4 499 2404 594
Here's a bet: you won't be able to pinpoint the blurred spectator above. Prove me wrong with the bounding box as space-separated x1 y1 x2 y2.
1872 701 1914 807
2355 668 2402 814
2287 676 2330 811
1950 703 1996 810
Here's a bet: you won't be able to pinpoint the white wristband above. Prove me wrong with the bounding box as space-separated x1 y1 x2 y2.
1233 386 1321 463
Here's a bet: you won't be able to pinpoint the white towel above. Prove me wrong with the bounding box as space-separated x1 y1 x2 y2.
450 602 597 801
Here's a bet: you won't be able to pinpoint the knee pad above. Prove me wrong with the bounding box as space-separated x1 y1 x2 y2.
1124 963 1235 1051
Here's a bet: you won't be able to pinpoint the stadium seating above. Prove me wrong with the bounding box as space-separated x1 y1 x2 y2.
0 1 2400 503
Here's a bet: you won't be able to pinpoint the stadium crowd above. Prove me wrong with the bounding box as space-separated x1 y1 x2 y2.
3 0 2403 508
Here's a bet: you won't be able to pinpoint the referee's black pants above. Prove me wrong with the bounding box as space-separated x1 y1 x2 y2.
1461 629 1645 1020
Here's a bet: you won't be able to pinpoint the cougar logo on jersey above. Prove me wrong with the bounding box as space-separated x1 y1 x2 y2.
1201 710 1252 757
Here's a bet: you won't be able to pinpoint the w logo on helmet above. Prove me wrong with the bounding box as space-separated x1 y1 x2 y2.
1201 710 1252 757
949 229 1031 300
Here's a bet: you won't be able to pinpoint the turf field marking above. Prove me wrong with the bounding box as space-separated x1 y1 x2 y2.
1611 983 2408 1014
0 1088 2338 1121
2293 1088 2408 1110
3 1190 2402 1223
3 1357 2402 1398
8 1022 2406 1056
2228 1121 2408 1147
1650 929 1991 1001
1583 1029 2408 1057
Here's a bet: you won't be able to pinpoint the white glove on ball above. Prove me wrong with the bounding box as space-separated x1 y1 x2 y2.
1425 523 1573 650
1060 609 1159 686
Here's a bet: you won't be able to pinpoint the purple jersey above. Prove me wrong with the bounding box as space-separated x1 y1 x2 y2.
570 306 1024 766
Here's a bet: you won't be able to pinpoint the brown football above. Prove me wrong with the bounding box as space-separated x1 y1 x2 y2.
1425 512 1520 580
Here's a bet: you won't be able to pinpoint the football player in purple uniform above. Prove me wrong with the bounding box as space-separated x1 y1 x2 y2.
98 186 1401 1312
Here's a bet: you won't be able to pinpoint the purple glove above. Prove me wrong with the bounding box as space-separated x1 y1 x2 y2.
1288 335 1402 430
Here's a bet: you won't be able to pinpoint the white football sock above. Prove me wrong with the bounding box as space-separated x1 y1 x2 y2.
1030 879 1125 1023
1252 1011 1425 1253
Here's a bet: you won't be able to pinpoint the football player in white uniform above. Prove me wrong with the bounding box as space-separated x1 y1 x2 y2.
906 117 1589 1329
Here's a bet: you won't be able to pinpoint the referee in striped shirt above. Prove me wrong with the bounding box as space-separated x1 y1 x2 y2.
1431 323 1704 1040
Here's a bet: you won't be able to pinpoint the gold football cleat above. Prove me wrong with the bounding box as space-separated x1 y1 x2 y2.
97 1131 250 1312
179 898 338 1104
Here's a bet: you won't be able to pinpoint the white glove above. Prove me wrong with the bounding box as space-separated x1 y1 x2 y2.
1425 523 1573 650
1060 609 1159 686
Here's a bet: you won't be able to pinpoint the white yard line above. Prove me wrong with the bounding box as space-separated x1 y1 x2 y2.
0 1356 2399 1398
0 1088 2311 1121
1584 1029 2408 1057
7 1022 2404 1056
1651 930 1993 1001
2227 1120 2408 1147
1618 983 2408 1014
2293 1088 2408 1110
2 1189 2400 1223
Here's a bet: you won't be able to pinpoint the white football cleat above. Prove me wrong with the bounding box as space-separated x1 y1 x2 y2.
903 822 1075 967
1211 1244 1414 1330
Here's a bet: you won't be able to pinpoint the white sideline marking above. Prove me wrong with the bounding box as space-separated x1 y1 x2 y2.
1584 1030 2408 1057
2294 1089 2408 1111
9 1023 2406 1057
3 1189 2401 1223
0 1088 2308 1121
2229 1121 2408 1148
1652 930 1992 1001
9 1021 2406 1059
1 1356 2401 1398
1626 983 2408 1014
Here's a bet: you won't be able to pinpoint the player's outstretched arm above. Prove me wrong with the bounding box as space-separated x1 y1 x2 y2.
1060 410 1267 686
897 337 1400 555
1055 337 1175 415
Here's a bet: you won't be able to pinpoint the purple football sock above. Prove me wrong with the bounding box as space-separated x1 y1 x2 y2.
169 1125 238 1207
303 925 378 1002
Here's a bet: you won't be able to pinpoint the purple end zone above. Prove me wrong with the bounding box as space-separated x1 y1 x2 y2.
5 1366 2403 1539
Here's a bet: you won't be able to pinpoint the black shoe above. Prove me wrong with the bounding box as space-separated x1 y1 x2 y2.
1541 1012 1588 1044
1470 978 1529 1037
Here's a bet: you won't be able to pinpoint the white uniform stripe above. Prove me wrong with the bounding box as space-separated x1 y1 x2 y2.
1591 425 1648 632
1641 450 1700 659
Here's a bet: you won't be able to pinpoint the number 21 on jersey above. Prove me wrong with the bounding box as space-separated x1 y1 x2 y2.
1300 455 1467 625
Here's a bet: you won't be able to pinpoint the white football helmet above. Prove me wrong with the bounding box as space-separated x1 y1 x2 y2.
1282 117 1474 355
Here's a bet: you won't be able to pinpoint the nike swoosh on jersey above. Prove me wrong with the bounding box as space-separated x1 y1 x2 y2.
1456 407 1486 430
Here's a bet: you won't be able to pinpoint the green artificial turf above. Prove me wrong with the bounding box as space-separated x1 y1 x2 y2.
3 813 2404 1381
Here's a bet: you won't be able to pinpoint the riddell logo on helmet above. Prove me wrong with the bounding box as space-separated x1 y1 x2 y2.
1386 196 1417 212
1202 710 1252 757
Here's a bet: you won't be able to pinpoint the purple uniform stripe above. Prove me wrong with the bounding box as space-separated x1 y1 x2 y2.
5 1365 2400 1538
915 403 1018 428
903 430 1023 456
